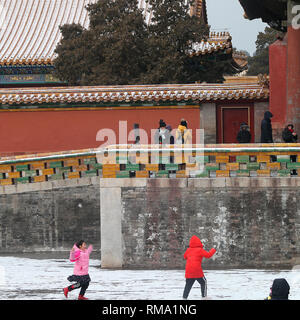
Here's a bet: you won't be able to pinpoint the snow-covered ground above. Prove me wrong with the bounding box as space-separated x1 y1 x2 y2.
0 256 300 300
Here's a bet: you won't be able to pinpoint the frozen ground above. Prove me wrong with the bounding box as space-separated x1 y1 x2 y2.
0 256 300 300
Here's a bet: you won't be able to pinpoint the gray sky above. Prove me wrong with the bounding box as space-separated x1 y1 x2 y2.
206 0 268 55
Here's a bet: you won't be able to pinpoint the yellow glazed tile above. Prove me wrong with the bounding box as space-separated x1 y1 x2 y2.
216 170 230 177
43 168 55 175
0 178 13 185
8 172 21 178
31 162 46 170
33 176 46 183
226 163 239 170
0 165 12 173
67 172 80 179
257 170 271 176
266 163 280 169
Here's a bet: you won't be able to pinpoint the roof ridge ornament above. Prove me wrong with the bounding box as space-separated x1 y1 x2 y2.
257 74 270 88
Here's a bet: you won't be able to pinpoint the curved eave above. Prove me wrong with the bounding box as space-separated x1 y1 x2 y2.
190 32 233 57
239 0 287 21
0 59 53 67
189 44 232 57
0 84 269 107
0 0 96 67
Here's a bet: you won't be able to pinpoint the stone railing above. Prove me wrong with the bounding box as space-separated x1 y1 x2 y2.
0 149 101 186
100 144 300 178
1 143 300 186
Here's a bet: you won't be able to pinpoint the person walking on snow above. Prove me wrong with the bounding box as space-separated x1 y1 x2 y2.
183 235 216 299
63 240 93 300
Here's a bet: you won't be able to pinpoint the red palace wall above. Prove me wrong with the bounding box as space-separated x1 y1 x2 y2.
269 37 288 126
269 27 300 130
0 107 200 155
286 26 300 127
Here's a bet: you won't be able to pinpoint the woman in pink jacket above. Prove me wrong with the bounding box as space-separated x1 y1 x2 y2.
63 240 93 300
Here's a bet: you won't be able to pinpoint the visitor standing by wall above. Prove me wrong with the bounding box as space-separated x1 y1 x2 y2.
236 122 251 143
154 120 171 145
261 111 274 143
175 119 192 144
282 124 298 143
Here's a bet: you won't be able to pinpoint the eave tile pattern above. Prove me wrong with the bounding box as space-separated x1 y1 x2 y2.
0 83 269 106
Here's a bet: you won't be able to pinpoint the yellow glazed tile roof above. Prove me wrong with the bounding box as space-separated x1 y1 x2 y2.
0 83 269 105
0 0 95 66
0 0 229 66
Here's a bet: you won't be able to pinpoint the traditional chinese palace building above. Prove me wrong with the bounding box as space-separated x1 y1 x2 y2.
0 0 269 156
239 0 300 138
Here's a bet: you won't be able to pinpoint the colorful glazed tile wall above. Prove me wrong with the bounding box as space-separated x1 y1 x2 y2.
1 145 300 184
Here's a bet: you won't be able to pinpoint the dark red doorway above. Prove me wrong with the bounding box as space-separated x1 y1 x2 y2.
217 105 254 143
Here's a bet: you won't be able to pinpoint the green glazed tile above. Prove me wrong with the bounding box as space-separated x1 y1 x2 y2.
287 162 300 169
81 170 98 177
49 161 63 168
125 164 140 171
15 164 29 171
236 155 250 163
22 170 37 177
57 166 72 173
247 163 260 170
90 163 103 169
47 173 64 180
165 164 179 170
277 155 291 163
116 171 130 178
15 177 30 184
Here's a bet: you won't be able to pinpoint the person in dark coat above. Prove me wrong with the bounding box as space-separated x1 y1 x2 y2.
282 124 298 143
166 125 174 144
261 111 273 143
282 124 298 166
265 278 290 300
237 122 251 143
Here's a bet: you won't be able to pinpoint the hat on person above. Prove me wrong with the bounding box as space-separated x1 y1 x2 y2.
159 119 166 127
180 119 188 127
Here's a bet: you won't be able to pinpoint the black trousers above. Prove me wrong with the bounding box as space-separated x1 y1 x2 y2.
183 277 207 299
67 274 91 296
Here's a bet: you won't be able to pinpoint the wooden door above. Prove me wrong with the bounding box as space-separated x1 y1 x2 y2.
217 106 254 143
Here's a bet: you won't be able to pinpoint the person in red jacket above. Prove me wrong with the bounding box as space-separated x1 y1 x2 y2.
183 235 216 299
